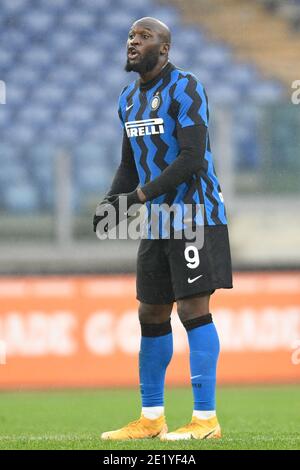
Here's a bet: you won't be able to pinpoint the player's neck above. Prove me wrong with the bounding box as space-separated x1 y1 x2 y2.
139 58 169 84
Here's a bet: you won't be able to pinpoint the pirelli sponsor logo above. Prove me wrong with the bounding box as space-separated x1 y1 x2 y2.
125 118 164 138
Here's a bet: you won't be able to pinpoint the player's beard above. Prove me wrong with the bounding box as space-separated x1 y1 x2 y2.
125 46 161 74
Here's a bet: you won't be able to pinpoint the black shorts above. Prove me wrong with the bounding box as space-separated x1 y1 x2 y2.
136 225 233 304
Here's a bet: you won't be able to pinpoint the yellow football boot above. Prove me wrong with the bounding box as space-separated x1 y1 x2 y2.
101 414 167 440
161 416 221 441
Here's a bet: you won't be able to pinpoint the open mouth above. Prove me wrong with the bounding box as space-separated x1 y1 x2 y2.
127 47 139 60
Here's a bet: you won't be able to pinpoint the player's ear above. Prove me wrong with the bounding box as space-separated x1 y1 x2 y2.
160 42 170 55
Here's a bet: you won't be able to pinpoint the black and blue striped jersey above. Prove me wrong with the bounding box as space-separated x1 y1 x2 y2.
118 62 227 228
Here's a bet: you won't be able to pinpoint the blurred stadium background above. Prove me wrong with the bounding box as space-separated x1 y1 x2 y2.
0 0 299 449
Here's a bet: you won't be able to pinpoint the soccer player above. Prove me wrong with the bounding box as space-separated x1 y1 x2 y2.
94 17 232 440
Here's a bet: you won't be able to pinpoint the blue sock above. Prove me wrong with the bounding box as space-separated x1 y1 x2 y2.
184 314 220 411
139 321 173 408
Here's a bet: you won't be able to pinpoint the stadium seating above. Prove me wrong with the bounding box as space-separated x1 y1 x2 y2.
259 0 300 30
0 0 284 213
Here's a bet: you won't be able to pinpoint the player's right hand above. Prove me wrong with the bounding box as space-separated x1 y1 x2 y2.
93 195 114 233
93 190 142 234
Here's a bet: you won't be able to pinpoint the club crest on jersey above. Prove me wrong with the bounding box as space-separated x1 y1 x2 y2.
151 93 160 110
125 118 164 138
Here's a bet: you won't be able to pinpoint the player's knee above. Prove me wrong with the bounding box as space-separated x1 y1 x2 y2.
138 302 172 324
177 295 210 324
177 302 193 323
138 303 173 338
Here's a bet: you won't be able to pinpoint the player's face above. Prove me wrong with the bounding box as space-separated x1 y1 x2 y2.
125 24 162 73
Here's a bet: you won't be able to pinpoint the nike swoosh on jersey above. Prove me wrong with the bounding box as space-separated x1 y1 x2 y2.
126 104 133 111
187 275 203 284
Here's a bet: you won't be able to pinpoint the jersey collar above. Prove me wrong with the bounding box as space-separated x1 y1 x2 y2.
139 62 175 91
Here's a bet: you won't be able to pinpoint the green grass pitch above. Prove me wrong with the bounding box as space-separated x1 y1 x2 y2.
0 386 299 450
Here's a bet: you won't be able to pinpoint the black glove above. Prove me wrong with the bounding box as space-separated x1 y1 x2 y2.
93 195 111 233
93 190 141 234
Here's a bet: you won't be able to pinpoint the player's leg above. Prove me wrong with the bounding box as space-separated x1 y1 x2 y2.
162 293 221 440
138 302 173 421
161 227 232 440
102 239 174 440
101 302 173 440
136 239 175 427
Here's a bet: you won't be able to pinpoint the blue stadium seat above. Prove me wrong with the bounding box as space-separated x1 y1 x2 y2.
248 81 284 102
23 47 53 69
3 183 40 213
39 0 70 10
144 5 181 29
22 11 54 34
75 142 120 172
7 85 27 107
105 11 138 32
18 107 52 133
172 27 206 51
197 44 232 71
9 124 36 145
61 11 95 31
77 165 112 193
0 143 20 162
190 67 213 86
2 0 27 15
75 143 103 163
33 84 67 106
223 63 258 87
77 0 109 11
118 0 152 8
0 50 14 69
0 108 11 131
60 105 94 126
50 31 78 52
74 85 106 105
0 162 27 186
33 165 54 186
209 83 242 104
43 124 78 144
8 66 41 86
0 30 26 52
169 48 188 67
30 144 57 163
29 145 57 206
48 66 81 86
72 47 104 70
